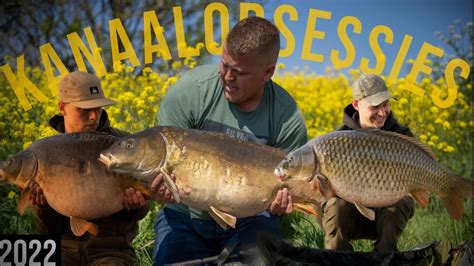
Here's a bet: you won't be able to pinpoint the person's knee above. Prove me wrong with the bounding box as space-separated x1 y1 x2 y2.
398 196 416 219
322 198 352 228
384 196 415 223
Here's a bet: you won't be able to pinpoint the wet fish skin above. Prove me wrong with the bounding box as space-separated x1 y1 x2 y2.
275 129 473 220
0 132 148 236
100 126 323 228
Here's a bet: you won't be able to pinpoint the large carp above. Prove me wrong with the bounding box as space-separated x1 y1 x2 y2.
0 132 148 236
274 129 473 221
99 126 323 229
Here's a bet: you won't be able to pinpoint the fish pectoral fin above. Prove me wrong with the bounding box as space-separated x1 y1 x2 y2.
70 217 98 237
18 184 32 215
411 190 430 208
316 175 336 198
354 202 375 221
293 203 318 217
210 206 236 229
160 167 180 203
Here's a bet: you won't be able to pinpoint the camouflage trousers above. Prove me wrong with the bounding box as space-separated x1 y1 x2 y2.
322 196 415 252
61 237 136 266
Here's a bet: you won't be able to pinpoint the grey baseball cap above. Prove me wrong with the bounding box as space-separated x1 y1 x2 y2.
352 73 393 106
58 71 116 109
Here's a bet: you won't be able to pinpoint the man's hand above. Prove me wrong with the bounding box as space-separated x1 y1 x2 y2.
123 188 149 210
268 188 293 215
149 172 175 203
29 181 47 206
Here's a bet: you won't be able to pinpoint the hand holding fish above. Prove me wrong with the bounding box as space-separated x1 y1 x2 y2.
123 188 148 210
268 188 293 215
150 172 175 203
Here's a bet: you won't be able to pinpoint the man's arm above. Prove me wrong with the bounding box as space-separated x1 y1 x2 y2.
156 73 201 128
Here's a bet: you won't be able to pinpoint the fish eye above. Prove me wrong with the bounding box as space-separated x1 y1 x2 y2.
125 140 134 149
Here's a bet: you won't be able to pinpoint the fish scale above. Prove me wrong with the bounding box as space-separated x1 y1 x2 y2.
276 129 473 220
317 131 433 204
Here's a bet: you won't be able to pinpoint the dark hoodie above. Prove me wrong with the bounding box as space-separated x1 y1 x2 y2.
33 110 148 247
339 104 413 137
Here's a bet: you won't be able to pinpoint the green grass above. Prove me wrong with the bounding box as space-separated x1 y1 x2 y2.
2 182 472 263
0 185 38 235
132 202 161 265
281 198 473 252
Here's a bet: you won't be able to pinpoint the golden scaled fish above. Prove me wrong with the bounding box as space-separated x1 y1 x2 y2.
99 126 323 229
0 132 148 236
274 129 473 221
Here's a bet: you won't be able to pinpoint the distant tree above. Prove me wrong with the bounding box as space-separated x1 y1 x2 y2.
432 21 473 99
0 0 245 74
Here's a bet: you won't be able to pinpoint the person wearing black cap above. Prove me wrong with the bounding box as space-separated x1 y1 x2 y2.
321 73 416 252
29 71 149 265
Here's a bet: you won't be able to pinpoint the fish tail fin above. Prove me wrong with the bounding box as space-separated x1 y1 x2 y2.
441 175 473 220
452 175 473 199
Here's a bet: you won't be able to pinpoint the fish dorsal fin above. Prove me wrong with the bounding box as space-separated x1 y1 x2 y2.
160 167 180 203
356 128 437 160
293 203 318 217
210 206 237 229
411 190 430 208
354 202 375 221
70 217 98 237
18 183 32 215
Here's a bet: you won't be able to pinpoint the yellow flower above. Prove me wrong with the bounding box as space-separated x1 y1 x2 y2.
429 106 439 113
444 145 455 153
442 121 451 129
172 60 182 70
8 191 17 199
419 134 428 142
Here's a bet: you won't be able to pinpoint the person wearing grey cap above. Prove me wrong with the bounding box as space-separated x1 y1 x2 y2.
28 71 149 265
321 73 416 252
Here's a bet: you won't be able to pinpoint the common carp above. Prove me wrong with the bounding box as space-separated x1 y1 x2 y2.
0 132 148 236
274 129 473 221
99 126 323 229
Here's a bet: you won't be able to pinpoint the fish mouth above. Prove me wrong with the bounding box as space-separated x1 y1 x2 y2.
274 168 289 181
98 153 117 170
98 153 147 178
274 167 316 182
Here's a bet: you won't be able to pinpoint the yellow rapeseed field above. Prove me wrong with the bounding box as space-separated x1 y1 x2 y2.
1 59 472 254
1 58 472 173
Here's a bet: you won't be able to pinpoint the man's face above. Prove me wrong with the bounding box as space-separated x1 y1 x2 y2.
353 99 390 129
219 44 275 112
60 102 102 133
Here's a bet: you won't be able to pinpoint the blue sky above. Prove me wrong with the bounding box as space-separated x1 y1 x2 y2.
216 0 473 77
